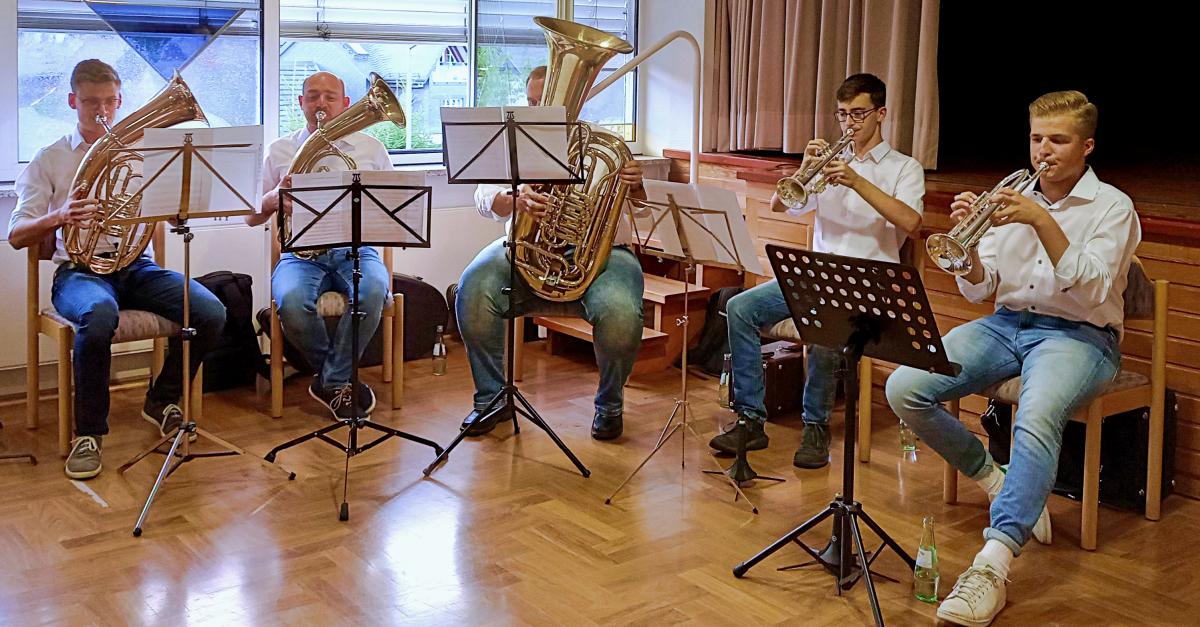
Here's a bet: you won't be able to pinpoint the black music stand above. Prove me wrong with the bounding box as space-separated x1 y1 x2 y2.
732 245 959 627
264 171 443 521
113 129 291 536
423 109 588 478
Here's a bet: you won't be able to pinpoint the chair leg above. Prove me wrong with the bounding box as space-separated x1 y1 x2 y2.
513 316 525 382
191 365 204 422
57 329 73 458
392 294 404 410
26 328 39 430
270 302 284 419
857 357 872 463
382 308 394 384
942 398 960 504
1146 392 1165 522
1081 402 1102 551
152 337 166 381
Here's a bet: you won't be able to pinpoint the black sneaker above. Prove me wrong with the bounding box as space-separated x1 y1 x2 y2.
142 399 194 440
708 417 769 454
590 411 623 440
308 377 362 420
461 406 514 436
793 423 831 469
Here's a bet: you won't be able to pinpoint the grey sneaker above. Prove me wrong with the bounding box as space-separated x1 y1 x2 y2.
792 423 831 469
65 435 102 480
708 417 769 454
309 377 373 420
142 400 194 441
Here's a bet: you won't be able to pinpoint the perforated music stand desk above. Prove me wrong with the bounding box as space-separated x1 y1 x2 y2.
732 244 958 627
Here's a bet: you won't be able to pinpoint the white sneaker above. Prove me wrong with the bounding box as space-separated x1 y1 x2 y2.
986 465 1052 545
937 564 1008 627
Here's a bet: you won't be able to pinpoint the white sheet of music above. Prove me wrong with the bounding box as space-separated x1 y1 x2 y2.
441 105 571 182
639 179 764 275
140 125 261 218
288 170 427 248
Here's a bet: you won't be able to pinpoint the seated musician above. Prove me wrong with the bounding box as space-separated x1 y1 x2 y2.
712 73 924 468
8 59 226 480
456 65 647 441
247 71 393 420
885 90 1140 626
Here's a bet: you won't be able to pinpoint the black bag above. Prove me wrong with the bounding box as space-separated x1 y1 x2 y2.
761 340 805 419
194 270 269 391
257 272 449 370
982 392 1178 513
685 286 746 376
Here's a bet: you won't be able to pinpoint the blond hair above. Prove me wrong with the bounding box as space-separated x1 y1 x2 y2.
70 59 120 91
1029 90 1098 138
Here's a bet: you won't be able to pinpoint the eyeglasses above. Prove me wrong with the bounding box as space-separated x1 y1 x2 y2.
835 107 879 123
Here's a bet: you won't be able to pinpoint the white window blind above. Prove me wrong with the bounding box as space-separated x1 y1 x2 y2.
476 0 557 45
280 0 469 42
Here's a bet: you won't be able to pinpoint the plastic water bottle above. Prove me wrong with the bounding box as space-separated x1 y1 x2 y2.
432 325 447 376
914 515 940 603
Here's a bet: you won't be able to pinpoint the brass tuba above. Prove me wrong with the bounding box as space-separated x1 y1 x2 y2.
926 162 1050 275
280 73 406 255
64 72 207 274
513 17 635 302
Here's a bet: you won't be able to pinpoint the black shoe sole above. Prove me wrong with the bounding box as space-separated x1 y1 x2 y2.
708 438 769 455
590 428 622 441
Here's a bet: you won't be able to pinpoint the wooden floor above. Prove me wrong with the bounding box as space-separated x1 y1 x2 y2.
1 339 1198 626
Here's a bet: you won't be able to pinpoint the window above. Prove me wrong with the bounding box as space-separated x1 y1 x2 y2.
572 0 637 141
16 0 262 162
279 1 470 152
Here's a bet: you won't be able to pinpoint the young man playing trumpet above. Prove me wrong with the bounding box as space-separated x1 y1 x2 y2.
886 91 1139 626
457 65 647 440
711 73 924 468
247 71 393 420
8 60 227 479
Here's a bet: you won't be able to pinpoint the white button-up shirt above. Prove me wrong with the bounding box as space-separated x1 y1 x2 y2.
956 167 1141 334
787 140 925 263
262 126 393 193
10 126 140 264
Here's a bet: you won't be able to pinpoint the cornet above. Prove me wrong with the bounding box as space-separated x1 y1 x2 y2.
926 162 1051 275
776 128 855 209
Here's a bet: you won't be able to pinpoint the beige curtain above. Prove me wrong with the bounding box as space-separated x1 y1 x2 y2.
706 0 940 167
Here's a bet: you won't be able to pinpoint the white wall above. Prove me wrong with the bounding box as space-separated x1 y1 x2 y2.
637 0 710 158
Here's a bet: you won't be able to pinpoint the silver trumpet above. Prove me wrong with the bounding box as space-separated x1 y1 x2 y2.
776 127 856 209
926 161 1051 276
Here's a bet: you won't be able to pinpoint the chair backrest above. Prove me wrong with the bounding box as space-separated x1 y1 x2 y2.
1123 256 1157 321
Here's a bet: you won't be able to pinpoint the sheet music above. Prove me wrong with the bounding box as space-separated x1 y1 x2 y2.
639 179 764 275
141 125 261 218
441 105 573 182
288 170 428 248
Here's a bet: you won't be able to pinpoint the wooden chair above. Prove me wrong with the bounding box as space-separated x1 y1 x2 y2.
266 225 404 418
26 227 203 457
942 257 1168 550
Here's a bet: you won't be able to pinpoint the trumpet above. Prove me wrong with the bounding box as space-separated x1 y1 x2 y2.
776 128 855 209
926 161 1051 276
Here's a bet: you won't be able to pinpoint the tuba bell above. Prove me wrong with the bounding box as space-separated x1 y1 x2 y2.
279 73 406 256
64 72 207 274
926 162 1050 275
512 17 635 302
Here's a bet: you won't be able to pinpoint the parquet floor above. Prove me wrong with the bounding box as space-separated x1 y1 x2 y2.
1 339 1197 625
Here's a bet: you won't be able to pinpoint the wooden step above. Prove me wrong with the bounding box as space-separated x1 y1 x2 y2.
531 315 670 376
641 274 710 304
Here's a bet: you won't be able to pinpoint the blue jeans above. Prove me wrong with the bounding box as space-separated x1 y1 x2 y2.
885 308 1119 554
457 238 644 417
273 247 390 388
726 279 840 425
51 256 227 437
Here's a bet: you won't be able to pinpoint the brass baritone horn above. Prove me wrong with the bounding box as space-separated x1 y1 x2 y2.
512 17 635 302
925 162 1051 276
64 73 207 274
775 127 856 209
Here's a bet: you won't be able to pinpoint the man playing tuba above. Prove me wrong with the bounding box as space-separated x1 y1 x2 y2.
8 59 227 480
247 71 394 420
457 65 647 441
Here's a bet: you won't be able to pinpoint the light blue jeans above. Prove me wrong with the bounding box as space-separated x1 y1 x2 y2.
273 247 390 388
885 308 1119 554
456 238 644 417
726 279 840 425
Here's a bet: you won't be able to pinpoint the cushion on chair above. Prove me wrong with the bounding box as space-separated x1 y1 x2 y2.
315 291 394 318
42 308 181 343
763 319 802 342
982 368 1150 406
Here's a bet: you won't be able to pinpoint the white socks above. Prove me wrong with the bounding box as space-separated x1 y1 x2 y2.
973 539 1013 579
976 463 1004 497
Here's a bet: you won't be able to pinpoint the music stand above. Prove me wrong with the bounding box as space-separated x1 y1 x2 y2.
263 170 444 521
112 128 292 536
423 108 589 478
605 182 779 513
732 245 959 627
